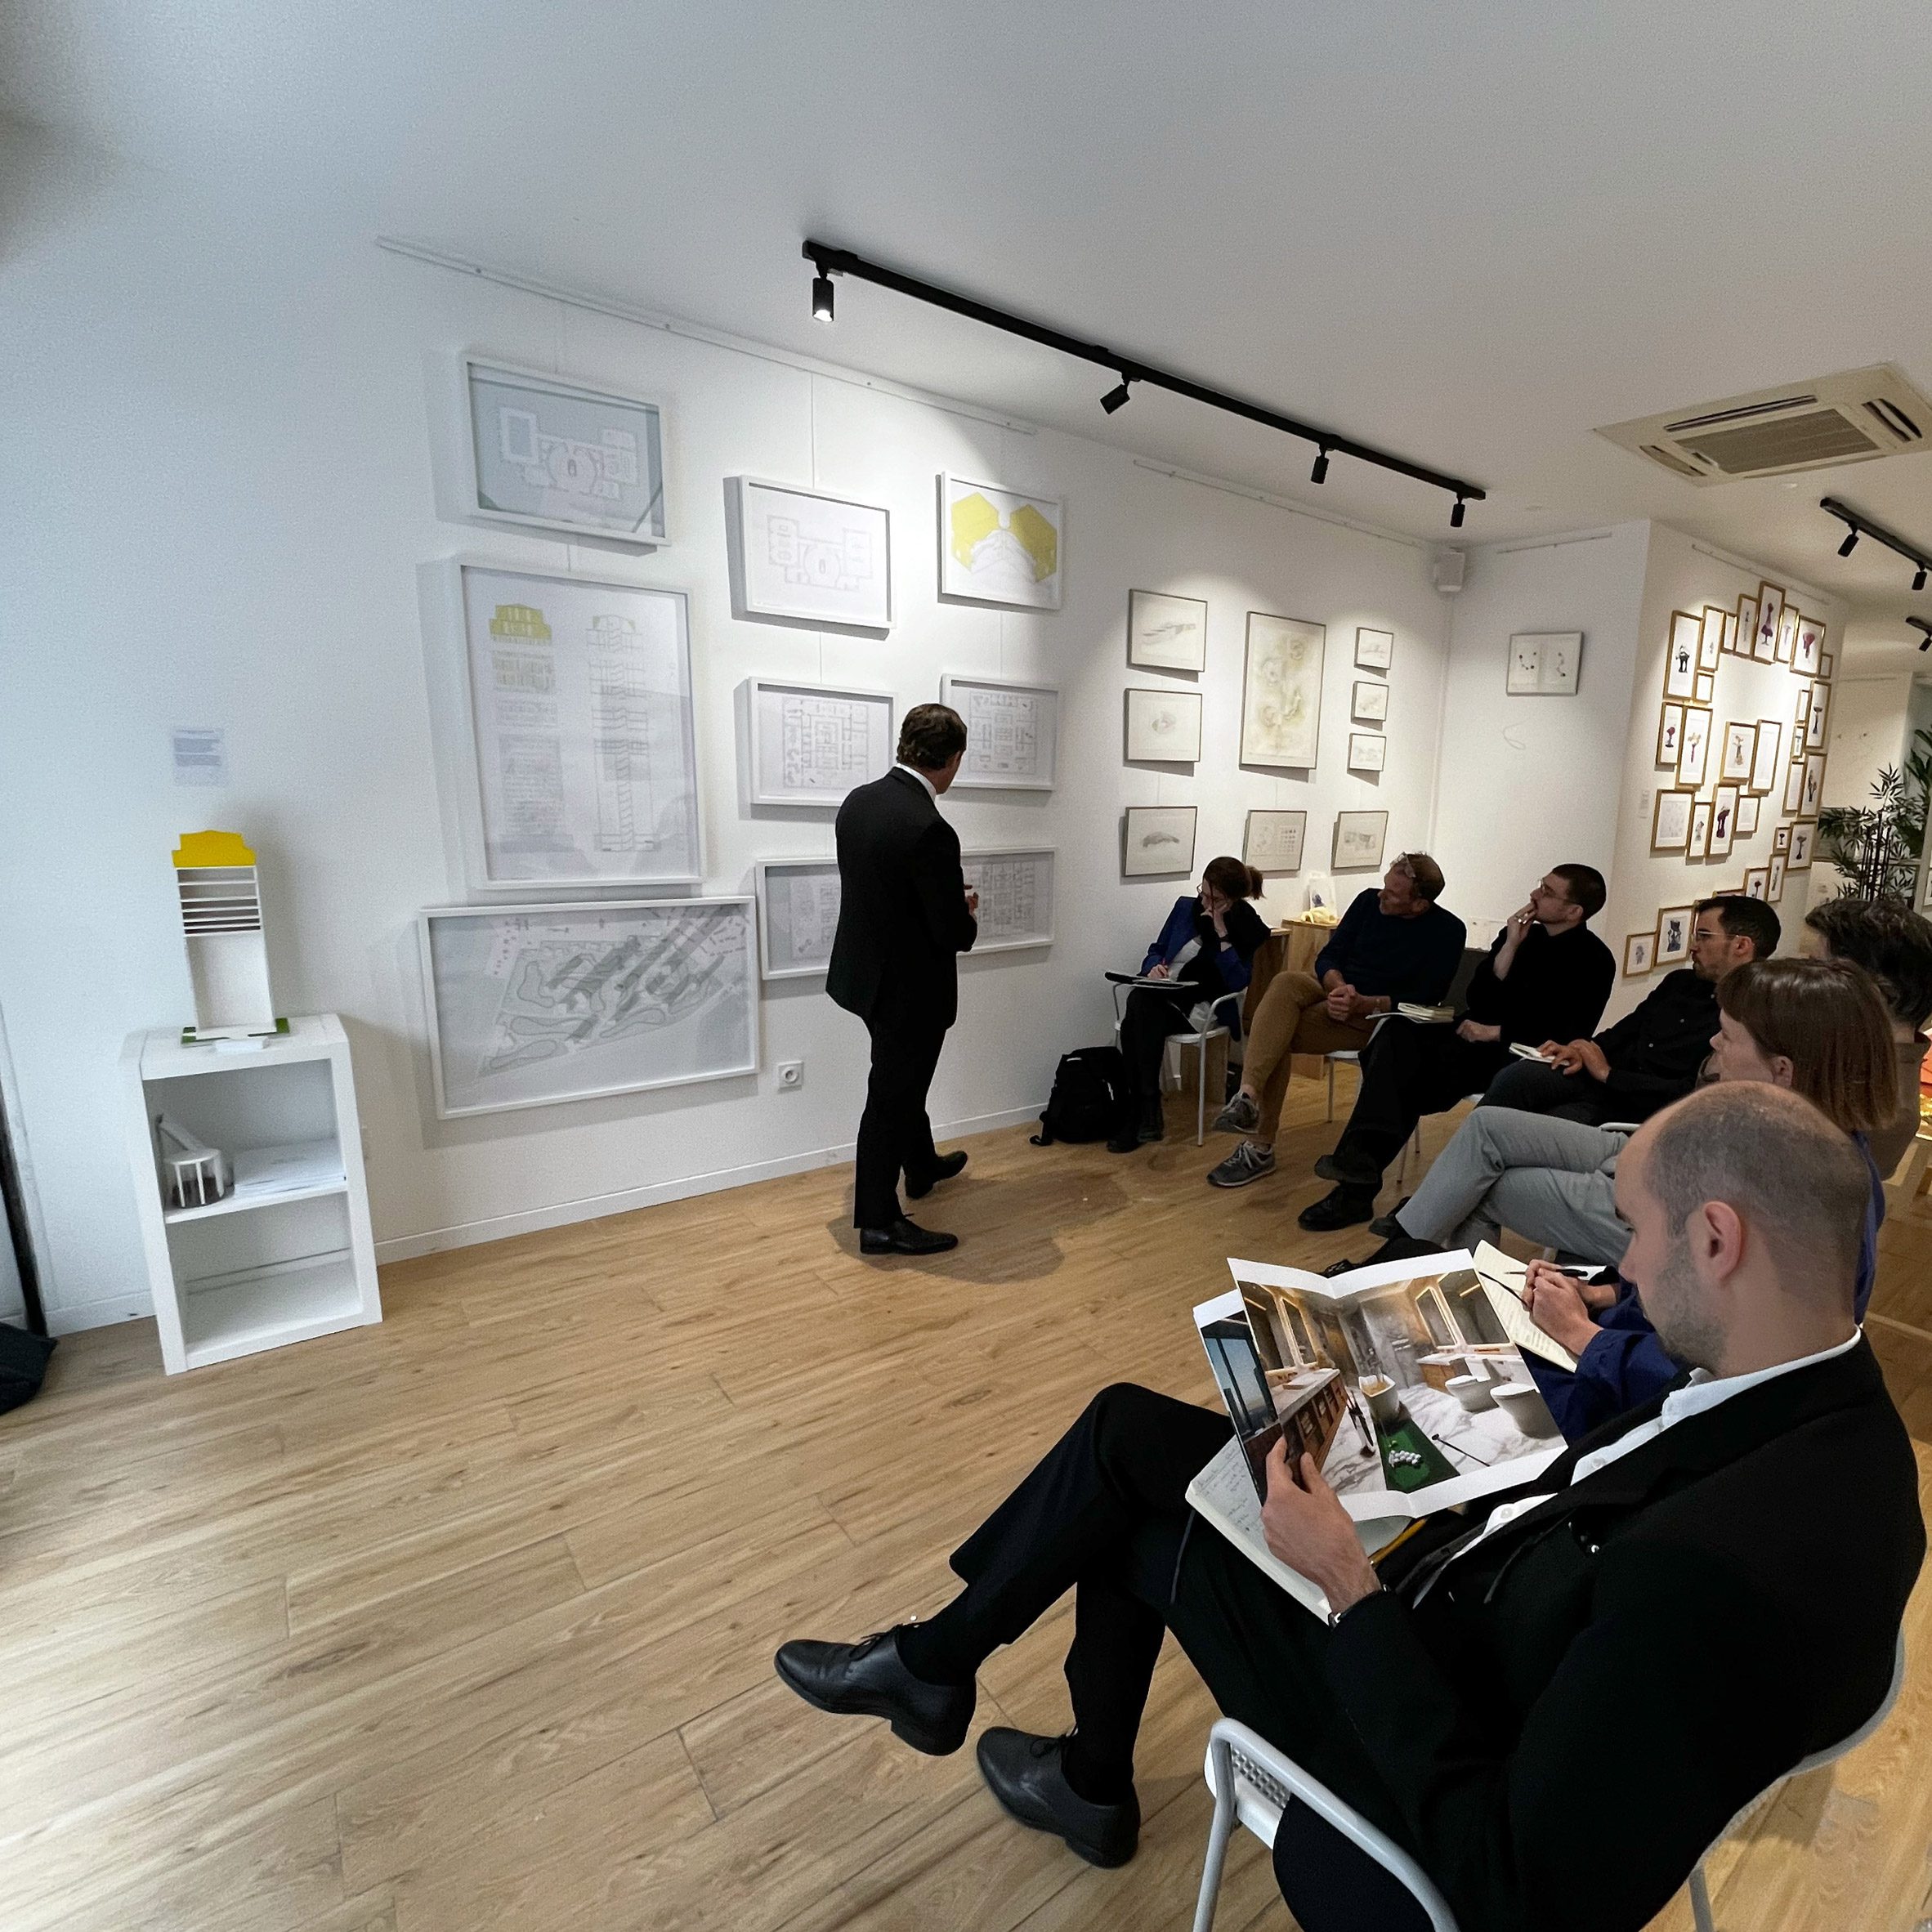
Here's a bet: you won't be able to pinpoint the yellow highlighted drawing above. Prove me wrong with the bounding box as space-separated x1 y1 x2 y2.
488 602 553 643
950 492 1058 584
172 830 256 870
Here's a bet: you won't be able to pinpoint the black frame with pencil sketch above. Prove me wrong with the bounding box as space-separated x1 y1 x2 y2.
1243 808 1307 874
1354 626 1394 672
1126 588 1208 672
1121 803 1198 878
1123 686 1204 763
1332 808 1389 870
1352 680 1389 722
1347 731 1387 773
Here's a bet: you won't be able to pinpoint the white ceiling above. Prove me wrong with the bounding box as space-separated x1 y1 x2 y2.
9 1 1932 615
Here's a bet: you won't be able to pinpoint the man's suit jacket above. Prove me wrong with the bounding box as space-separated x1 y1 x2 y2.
1322 1338 1923 1932
828 767 977 1029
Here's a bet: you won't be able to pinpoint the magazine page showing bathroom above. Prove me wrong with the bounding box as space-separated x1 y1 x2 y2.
1194 1252 1567 1523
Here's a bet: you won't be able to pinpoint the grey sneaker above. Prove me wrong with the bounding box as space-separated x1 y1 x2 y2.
1206 1143 1276 1188
1211 1090 1260 1134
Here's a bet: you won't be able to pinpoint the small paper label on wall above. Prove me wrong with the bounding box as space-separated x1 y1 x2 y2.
172 727 227 787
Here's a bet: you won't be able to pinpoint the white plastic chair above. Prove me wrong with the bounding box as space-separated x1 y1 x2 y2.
1192 1632 1905 1932
1113 984 1241 1147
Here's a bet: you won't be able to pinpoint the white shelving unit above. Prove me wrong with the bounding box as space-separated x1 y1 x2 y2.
119 1013 381 1373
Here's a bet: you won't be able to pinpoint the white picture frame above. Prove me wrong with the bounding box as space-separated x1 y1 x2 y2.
960 847 1057 951
1332 809 1389 870
1665 611 1701 699
1122 806 1198 879
1354 627 1395 672
938 473 1063 609
1128 589 1208 672
727 476 892 632
744 678 894 808
1125 686 1204 763
754 857 842 980
434 559 701 892
1507 631 1584 696
1243 809 1307 874
941 674 1060 790
460 354 668 546
1241 612 1326 769
1351 681 1389 723
1347 731 1387 773
419 898 758 1118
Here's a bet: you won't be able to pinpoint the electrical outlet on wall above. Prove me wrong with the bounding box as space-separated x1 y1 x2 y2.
776 1060 803 1089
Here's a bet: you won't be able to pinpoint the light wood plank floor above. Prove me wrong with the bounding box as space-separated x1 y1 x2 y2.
7 1070 1930 1932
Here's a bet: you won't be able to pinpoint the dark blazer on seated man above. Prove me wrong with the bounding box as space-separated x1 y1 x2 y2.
774 1085 1924 1932
1481 894 1780 1126
828 704 978 1255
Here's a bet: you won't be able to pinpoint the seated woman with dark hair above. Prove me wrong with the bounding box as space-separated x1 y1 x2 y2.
1110 856 1268 1152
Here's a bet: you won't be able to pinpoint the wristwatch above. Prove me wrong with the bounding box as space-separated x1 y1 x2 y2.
1326 1582 1384 1629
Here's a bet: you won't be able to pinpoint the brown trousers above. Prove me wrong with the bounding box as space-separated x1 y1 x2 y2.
1242 971 1375 1142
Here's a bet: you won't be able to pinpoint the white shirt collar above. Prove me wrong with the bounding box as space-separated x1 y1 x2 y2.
895 762 937 800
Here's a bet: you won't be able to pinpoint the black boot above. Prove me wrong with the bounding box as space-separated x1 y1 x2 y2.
1135 1094 1165 1143
1298 1184 1378 1231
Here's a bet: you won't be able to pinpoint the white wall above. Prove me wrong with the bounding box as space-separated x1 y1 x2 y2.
0 127 1458 1331
1822 674 1914 812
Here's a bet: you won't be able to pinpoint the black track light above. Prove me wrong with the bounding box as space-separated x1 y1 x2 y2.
1916 569 1928 592
1450 497 1467 529
1101 377 1132 414
1838 527 1859 557
812 271 834 323
1310 446 1330 485
1910 616 1932 652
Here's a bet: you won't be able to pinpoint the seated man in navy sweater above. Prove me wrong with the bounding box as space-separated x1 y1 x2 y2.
1208 854 1465 1189
1299 863 1615 1230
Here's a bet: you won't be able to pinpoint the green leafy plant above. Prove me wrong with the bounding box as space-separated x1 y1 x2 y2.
1816 726 1932 902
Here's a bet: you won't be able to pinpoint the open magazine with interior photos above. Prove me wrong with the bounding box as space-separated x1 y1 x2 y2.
1187 1244 1573 1617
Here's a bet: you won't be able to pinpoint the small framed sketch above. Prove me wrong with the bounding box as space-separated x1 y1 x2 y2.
1698 606 1725 670
1688 798 1714 858
1128 589 1207 671
1352 680 1389 722
1720 721 1756 784
1710 785 1740 860
1806 683 1831 751
1735 594 1760 657
1754 582 1784 660
1749 719 1782 794
959 847 1057 952
1125 686 1204 763
1122 804 1197 878
1348 731 1387 773
1737 794 1761 837
1794 686 1812 727
1657 702 1685 767
1822 650 1836 678
1742 865 1771 901
1773 824 1791 854
1793 614 1824 676
1507 631 1584 695
727 476 893 631
1623 930 1657 977
1695 672 1715 705
1677 707 1713 788
1769 853 1787 901
1652 788 1694 852
1721 610 1739 655
460 354 669 546
745 678 894 807
1355 626 1395 672
1782 760 1807 814
1776 605 1800 664
1801 754 1827 816
941 674 1060 790
1656 906 1695 966
1788 821 1817 870
1665 611 1702 698
754 857 842 980
938 472 1062 609
1244 808 1307 874
1333 809 1390 870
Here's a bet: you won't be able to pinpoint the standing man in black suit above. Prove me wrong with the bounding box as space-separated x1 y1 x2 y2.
829 703 979 1257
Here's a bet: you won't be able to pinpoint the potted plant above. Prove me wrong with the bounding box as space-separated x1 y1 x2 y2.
1816 727 1931 901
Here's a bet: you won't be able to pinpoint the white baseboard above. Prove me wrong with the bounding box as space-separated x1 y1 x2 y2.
372 1101 1046 1265
46 1289 154 1336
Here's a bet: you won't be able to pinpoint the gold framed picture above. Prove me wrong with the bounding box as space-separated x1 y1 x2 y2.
1651 787 1694 852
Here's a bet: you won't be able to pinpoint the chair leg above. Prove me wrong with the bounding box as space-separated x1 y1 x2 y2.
1192 1744 1240 1932
1326 1058 1335 1123
1688 1859 1715 1932
1196 1039 1208 1147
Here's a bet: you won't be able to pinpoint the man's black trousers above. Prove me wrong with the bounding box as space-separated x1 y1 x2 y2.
1477 1054 1635 1125
852 1008 948 1228
1332 1021 1509 1181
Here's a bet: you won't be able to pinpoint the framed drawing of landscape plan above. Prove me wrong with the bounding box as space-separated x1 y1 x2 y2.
938 474 1063 609
727 477 893 631
461 356 669 545
420 898 758 1117
1241 612 1326 768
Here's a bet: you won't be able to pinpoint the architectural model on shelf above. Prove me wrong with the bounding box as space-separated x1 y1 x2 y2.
959 848 1056 951
743 678 894 807
173 830 280 1041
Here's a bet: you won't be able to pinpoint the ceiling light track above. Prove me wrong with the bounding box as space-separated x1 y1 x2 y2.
1909 617 1932 653
1820 497 1932 587
802 241 1485 525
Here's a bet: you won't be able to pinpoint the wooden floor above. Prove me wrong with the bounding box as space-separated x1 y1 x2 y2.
7 1069 1931 1932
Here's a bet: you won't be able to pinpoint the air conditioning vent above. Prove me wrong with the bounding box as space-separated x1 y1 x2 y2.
1596 364 1932 485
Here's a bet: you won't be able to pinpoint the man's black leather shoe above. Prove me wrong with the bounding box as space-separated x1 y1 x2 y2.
1298 1184 1377 1231
975 1729 1139 1867
905 1151 968 1200
1369 1195 1412 1238
773 1628 974 1755
1314 1148 1382 1189
858 1217 959 1256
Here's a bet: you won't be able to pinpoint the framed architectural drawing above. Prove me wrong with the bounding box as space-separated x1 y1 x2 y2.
1347 731 1387 773
1754 582 1784 660
1665 612 1701 699
941 674 1059 790
1125 686 1203 763
1688 799 1713 859
1801 754 1827 817
1676 707 1713 788
1695 672 1715 705
1788 821 1817 870
1698 607 1725 670
1720 722 1756 784
1241 613 1326 768
1128 589 1208 671
960 847 1056 951
1749 719 1782 794
1768 853 1787 901
1651 789 1693 852
727 477 892 631
461 355 668 545
420 897 757 1118
1657 703 1684 767
1735 595 1759 657
754 858 842 980
1792 615 1824 677
440 561 700 891
1656 906 1694 966
1742 865 1771 901
1355 627 1395 672
1352 681 1389 722
1773 824 1791 854
1122 806 1197 878
1332 809 1389 870
1623 931 1656 977
1737 794 1761 837
1783 759 1807 814
745 679 893 807
1506 632 1583 695
1710 785 1739 860
1776 605 1800 664
1243 809 1307 874
938 473 1062 609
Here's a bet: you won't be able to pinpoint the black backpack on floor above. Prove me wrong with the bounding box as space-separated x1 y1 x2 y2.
1030 1046 1130 1145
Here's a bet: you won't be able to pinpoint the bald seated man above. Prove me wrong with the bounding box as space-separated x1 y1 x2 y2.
774 1085 1923 1932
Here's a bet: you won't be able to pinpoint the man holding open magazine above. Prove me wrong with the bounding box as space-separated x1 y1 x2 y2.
776 1085 1922 1932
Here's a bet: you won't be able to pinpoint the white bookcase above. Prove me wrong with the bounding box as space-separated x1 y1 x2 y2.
119 1013 381 1373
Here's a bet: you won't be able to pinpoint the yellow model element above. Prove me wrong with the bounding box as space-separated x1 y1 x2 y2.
488 602 553 642
948 492 1058 584
172 830 256 869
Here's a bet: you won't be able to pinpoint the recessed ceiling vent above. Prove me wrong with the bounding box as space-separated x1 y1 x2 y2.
1596 364 1932 485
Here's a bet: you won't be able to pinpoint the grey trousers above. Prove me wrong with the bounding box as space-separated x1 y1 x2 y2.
1393 1106 1632 1265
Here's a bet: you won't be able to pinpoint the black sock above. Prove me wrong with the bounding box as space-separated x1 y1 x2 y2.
893 1608 977 1687
1061 1731 1134 1805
